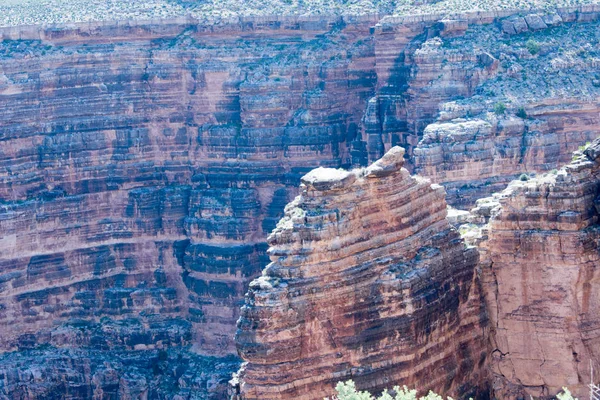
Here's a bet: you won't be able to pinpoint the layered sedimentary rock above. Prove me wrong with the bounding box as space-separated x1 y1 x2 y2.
478 139 600 399
0 16 379 361
234 147 488 400
414 14 600 208
0 16 385 398
4 5 600 398
369 25 498 160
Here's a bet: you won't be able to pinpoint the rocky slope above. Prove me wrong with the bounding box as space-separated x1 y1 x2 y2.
470 139 600 399
3 0 600 26
413 12 600 207
233 147 489 400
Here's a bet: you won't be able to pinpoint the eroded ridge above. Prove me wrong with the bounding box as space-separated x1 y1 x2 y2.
234 147 489 400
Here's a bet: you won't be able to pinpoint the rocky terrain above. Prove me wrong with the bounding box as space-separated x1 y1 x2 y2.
0 15 381 399
233 147 489 399
412 13 600 207
0 348 239 399
2 0 600 26
464 139 600 399
2 2 600 399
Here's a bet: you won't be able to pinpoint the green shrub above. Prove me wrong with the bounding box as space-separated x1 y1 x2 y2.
328 381 457 400
493 102 506 115
516 107 527 119
328 381 577 400
556 387 577 400
519 173 529 181
579 142 591 152
526 39 541 55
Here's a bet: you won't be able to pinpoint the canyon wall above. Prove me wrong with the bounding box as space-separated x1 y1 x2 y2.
474 139 600 399
2 5 600 398
413 11 600 208
0 16 385 399
233 147 489 400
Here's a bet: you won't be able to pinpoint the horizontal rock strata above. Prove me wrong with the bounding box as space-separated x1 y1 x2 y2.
234 147 488 400
413 17 600 208
480 138 600 399
0 17 381 361
3 7 600 398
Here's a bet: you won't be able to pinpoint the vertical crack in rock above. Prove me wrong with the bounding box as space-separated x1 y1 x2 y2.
234 146 489 400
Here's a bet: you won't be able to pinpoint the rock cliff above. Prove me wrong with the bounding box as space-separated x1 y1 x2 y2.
0 16 384 399
234 147 489 400
3 5 600 399
476 138 600 399
413 13 600 208
0 16 379 360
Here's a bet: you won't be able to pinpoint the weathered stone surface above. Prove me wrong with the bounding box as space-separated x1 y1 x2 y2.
413 19 600 208
0 348 239 400
0 16 386 399
0 17 381 363
3 7 600 399
524 14 548 30
479 138 600 399
543 13 564 26
234 147 488 400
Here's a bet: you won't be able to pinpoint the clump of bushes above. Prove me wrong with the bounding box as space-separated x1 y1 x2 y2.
327 381 454 400
526 39 541 55
493 102 507 115
516 107 527 119
519 173 530 181
328 380 578 400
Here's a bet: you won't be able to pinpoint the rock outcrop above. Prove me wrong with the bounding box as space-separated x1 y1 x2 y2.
234 147 488 400
478 138 600 399
0 16 385 399
0 348 239 400
413 16 600 208
0 16 379 361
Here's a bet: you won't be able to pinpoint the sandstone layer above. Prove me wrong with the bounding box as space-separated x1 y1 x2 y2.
0 16 385 399
3 6 600 398
0 16 380 361
233 147 488 400
477 138 600 399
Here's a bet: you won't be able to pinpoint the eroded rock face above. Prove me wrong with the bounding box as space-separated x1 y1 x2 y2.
413 16 600 208
0 348 240 400
0 17 386 399
480 138 600 399
4 7 600 398
234 147 489 400
0 17 381 361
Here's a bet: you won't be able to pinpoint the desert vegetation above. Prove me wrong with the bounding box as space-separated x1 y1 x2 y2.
1 0 600 27
328 380 578 400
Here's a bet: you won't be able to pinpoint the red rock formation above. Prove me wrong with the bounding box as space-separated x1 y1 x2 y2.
413 15 600 208
479 138 600 399
3 6 600 398
414 104 600 208
234 147 488 400
0 17 379 360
